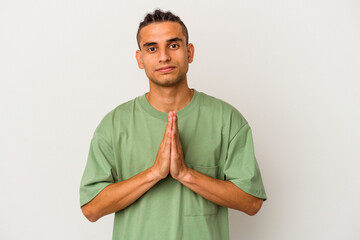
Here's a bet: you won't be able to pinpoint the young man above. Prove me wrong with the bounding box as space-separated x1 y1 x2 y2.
80 9 267 240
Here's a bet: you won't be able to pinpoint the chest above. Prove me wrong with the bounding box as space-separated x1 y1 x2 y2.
112 115 229 180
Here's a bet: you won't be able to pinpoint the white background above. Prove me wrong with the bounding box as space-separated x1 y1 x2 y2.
1 0 359 239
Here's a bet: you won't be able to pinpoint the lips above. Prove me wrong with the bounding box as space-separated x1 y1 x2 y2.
156 66 175 73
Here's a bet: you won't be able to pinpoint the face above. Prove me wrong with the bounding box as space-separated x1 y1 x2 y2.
136 22 194 88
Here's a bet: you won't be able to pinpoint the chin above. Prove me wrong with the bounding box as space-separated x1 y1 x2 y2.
149 77 183 88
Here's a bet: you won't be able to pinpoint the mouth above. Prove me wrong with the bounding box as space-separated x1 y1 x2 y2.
156 66 175 73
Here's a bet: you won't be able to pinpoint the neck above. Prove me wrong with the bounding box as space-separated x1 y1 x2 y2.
146 82 194 113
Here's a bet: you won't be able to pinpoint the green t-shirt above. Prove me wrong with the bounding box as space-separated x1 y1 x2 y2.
80 89 267 240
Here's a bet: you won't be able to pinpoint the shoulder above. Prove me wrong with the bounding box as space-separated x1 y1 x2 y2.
197 90 240 113
197 90 248 130
93 96 139 137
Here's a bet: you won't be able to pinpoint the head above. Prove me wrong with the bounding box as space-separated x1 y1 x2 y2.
136 10 194 88
136 9 189 50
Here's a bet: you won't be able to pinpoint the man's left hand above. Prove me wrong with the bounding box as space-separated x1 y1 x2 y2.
169 111 189 180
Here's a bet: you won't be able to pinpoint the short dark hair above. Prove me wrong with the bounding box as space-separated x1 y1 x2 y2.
137 9 189 49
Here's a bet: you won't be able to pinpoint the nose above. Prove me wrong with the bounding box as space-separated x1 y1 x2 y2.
158 48 171 62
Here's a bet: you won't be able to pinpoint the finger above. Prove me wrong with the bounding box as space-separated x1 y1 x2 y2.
161 113 172 151
175 112 179 133
163 112 173 138
168 111 173 130
173 112 182 150
172 111 178 134
170 112 178 152
175 130 182 153
171 128 177 153
172 116 176 136
163 129 171 152
178 136 183 151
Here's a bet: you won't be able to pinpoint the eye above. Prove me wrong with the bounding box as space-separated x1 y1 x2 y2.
170 43 179 49
148 47 156 52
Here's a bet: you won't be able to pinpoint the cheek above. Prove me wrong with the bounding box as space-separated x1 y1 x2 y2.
142 61 155 77
142 56 155 69
177 55 189 69
179 52 189 65
143 66 152 76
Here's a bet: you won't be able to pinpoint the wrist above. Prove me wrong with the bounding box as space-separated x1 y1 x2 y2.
147 166 166 182
174 166 191 183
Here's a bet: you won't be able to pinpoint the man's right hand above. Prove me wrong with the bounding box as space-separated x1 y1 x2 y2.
151 112 173 180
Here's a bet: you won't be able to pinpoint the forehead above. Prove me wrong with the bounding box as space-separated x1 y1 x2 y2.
138 22 185 44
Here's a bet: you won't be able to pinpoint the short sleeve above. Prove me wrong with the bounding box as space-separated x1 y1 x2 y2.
79 132 116 207
224 123 267 200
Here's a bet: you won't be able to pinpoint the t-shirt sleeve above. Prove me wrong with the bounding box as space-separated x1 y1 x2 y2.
224 123 267 200
79 131 116 207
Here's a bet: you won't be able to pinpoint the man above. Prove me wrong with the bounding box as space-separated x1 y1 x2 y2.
80 9 267 240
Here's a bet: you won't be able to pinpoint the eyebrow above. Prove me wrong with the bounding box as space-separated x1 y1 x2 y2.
142 42 157 48
142 37 183 48
167 37 183 43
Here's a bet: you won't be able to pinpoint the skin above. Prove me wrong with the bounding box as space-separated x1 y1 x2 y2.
81 21 263 223
136 21 195 112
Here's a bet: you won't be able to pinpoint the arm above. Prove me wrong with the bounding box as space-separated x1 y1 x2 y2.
169 111 264 216
81 167 160 222
81 113 174 222
176 169 263 216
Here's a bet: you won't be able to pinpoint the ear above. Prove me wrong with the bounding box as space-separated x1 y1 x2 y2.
136 50 144 69
187 43 195 63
